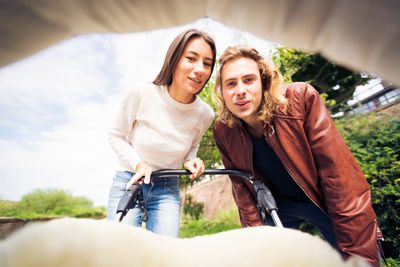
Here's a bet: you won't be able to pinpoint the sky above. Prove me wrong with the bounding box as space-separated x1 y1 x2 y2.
0 17 383 207
0 18 277 206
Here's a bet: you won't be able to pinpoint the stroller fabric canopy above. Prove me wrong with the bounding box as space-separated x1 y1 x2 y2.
0 0 399 85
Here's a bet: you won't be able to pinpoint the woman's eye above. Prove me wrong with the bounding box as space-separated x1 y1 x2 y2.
187 57 195 61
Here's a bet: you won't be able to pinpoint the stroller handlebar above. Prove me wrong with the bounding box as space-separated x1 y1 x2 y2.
151 169 254 181
117 168 283 228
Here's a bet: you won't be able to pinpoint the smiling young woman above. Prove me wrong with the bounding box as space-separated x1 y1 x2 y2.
106 29 216 237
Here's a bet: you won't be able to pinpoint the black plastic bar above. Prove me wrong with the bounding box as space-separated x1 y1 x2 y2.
152 169 254 182
151 169 283 228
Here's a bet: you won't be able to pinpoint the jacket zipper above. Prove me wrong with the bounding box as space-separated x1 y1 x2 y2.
263 125 327 215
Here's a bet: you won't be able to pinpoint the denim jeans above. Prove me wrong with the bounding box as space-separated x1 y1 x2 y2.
107 171 181 237
263 197 339 251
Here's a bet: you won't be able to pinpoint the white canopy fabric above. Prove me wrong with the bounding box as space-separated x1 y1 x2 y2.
1 0 399 85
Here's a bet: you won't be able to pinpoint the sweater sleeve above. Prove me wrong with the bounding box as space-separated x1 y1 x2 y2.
302 84 379 266
108 85 143 171
184 105 215 161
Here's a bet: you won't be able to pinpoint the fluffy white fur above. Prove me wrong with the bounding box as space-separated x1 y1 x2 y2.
0 218 369 267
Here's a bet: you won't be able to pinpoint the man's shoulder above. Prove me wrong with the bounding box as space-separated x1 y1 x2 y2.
277 82 320 117
214 118 226 129
214 119 230 133
284 82 317 100
214 118 243 135
284 82 320 107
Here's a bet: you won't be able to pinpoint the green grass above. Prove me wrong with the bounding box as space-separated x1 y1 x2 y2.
179 208 241 238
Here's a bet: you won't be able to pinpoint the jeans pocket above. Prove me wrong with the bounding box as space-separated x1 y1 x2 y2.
165 178 180 195
111 171 133 192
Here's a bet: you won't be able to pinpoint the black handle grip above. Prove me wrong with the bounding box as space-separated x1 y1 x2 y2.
253 180 278 213
116 183 141 218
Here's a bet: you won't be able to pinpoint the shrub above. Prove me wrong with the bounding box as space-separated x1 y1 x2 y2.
2 188 105 219
183 195 204 220
334 113 400 258
385 257 400 267
0 200 16 217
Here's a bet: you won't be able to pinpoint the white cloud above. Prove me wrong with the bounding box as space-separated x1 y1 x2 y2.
0 34 124 205
0 34 120 141
0 18 275 206
0 95 121 206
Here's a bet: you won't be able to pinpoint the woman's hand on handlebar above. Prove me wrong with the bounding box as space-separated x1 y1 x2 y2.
126 161 152 189
184 158 205 179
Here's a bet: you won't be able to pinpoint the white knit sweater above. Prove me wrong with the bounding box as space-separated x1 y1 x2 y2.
108 82 214 172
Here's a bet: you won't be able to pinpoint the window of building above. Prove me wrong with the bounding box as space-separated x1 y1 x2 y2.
363 101 376 112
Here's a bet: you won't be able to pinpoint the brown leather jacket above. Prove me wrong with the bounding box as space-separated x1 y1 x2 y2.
213 82 379 266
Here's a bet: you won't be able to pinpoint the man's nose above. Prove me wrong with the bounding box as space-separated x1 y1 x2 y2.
236 82 246 97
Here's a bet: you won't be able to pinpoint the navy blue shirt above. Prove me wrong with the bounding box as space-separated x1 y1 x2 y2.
251 136 310 202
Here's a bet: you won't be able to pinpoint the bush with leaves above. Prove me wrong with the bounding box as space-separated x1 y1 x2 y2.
0 200 16 217
0 188 105 219
334 112 400 258
183 194 204 220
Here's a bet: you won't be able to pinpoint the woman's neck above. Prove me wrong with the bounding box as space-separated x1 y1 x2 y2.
167 84 195 104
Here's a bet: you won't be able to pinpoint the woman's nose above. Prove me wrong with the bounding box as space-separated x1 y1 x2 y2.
193 61 205 74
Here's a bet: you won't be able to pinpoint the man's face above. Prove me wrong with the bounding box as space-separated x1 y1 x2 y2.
221 57 263 125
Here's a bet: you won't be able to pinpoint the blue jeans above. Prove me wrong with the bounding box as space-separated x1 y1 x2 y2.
107 171 181 237
263 197 339 251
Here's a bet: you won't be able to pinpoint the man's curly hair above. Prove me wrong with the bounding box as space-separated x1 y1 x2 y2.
213 46 288 127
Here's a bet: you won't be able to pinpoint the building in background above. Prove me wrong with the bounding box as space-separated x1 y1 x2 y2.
345 80 400 115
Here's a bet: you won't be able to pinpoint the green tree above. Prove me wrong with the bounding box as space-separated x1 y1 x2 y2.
198 73 221 170
179 75 221 221
271 47 373 111
179 74 221 191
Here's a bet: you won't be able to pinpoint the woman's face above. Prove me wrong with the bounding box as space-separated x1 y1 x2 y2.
170 37 213 98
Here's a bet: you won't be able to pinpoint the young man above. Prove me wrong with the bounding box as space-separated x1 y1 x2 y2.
213 46 381 266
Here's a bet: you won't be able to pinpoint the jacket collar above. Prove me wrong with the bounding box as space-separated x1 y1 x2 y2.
234 118 275 138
